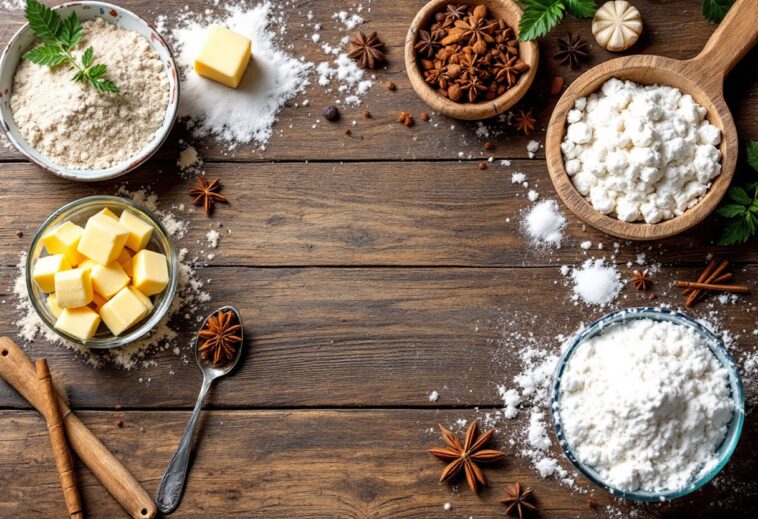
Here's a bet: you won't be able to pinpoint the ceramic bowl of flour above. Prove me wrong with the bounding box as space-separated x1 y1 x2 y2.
0 1 179 181
551 307 745 501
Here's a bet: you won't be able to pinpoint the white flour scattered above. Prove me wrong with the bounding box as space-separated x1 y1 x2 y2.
333 10 363 30
11 18 169 169
523 200 567 248
570 259 621 306
177 144 202 177
557 319 734 493
0 1 25 10
170 2 312 147
316 53 373 106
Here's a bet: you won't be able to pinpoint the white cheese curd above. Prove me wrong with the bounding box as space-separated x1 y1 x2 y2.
561 79 722 224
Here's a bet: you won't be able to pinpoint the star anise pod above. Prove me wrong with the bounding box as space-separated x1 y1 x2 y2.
513 110 536 135
458 51 487 81
189 176 228 217
444 3 468 24
423 60 449 88
453 14 496 54
428 420 505 495
631 270 650 290
459 75 487 102
492 55 528 87
347 31 386 69
198 310 242 366
499 482 536 519
415 29 439 58
554 33 590 69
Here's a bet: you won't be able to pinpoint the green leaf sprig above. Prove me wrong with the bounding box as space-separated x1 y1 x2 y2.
702 0 734 23
716 141 758 246
22 0 119 93
518 0 597 41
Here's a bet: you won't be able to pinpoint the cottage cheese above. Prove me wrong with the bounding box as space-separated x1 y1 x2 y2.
561 79 721 223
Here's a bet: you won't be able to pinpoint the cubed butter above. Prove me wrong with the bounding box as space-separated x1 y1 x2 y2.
91 261 130 299
119 210 154 252
117 248 132 270
132 250 169 296
54 268 93 308
91 292 108 311
129 286 154 314
97 207 119 221
99 287 149 336
78 258 98 273
194 25 252 88
55 307 101 341
32 254 71 292
47 293 63 318
42 221 85 266
77 214 130 265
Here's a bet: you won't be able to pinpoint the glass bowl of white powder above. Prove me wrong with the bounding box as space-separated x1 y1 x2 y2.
0 2 179 181
551 307 744 501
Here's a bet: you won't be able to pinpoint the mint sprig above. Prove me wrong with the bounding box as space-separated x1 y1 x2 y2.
518 0 596 41
702 0 733 23
716 141 758 246
22 0 119 93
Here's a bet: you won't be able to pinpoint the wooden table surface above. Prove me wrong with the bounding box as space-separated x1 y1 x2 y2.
1 1 757 517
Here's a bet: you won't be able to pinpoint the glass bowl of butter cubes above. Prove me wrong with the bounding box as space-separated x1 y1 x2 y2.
26 196 178 348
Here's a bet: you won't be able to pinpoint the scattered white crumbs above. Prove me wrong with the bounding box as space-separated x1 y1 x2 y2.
428 390 440 402
523 200 567 248
570 259 622 306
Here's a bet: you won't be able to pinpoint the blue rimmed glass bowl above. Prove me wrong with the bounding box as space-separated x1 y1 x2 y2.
551 307 745 502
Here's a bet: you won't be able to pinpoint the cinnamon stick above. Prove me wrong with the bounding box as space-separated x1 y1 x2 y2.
685 259 730 307
35 359 84 519
676 281 749 293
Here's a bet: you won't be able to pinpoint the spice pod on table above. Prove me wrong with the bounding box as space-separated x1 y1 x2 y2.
404 0 538 120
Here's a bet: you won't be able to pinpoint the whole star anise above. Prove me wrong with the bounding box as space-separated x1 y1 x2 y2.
493 55 528 87
414 29 439 58
444 3 468 24
554 33 590 69
514 110 536 135
198 310 242 366
631 270 650 290
428 420 505 495
499 482 536 519
189 176 228 217
347 31 386 69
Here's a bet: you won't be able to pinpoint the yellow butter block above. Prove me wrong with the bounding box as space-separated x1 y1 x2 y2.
132 250 169 296
32 254 71 293
99 286 149 336
117 248 132 270
42 221 85 266
129 286 154 314
91 261 130 299
47 293 63 318
54 267 93 309
90 292 108 311
55 306 101 341
78 258 98 272
194 25 252 88
119 210 154 252
77 214 130 265
122 258 133 279
97 207 119 221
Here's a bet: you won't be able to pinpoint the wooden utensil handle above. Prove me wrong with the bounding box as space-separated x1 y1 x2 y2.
0 337 156 519
690 0 758 82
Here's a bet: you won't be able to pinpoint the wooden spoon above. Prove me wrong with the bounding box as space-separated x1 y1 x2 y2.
546 0 758 240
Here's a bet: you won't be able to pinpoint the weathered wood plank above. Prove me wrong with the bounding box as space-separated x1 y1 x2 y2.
0 0 756 162
1 265 755 409
1 161 757 268
0 409 755 518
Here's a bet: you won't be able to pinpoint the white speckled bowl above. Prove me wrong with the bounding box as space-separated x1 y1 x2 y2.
0 1 179 181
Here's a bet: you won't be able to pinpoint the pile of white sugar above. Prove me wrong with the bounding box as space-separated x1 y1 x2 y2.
523 200 567 248
562 78 721 223
556 318 735 493
11 17 169 170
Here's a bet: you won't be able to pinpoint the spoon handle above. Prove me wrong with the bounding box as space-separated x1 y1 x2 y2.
155 376 213 514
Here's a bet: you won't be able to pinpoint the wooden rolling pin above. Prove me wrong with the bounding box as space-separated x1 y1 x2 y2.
0 337 156 519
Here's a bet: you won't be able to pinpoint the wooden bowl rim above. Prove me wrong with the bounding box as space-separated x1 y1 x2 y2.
404 0 539 121
545 55 737 241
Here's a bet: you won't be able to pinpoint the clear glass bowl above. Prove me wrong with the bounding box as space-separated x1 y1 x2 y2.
26 196 178 348
551 307 745 502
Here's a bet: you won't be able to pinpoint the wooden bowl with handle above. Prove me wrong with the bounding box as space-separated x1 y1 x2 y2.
545 0 758 240
404 0 538 120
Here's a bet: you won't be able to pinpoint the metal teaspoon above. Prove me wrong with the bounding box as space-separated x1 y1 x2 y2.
154 305 244 514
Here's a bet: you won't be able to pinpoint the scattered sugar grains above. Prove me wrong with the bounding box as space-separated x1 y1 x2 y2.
170 2 312 146
523 200 567 248
570 259 621 306
12 187 209 369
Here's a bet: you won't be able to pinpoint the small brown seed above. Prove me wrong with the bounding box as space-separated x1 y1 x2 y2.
115 419 124 428
363 110 371 118
550 76 564 95
344 128 352 135
420 112 430 121
323 105 340 122
15 231 23 238
385 80 396 91
479 162 488 170
483 141 494 150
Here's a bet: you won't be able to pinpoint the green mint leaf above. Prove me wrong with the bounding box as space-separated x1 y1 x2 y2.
87 63 107 79
519 0 566 41
90 77 120 93
25 0 63 43
746 141 758 172
728 186 751 206
72 70 85 81
719 218 752 246
81 46 93 67
717 204 747 218
702 0 733 23
23 43 66 66
59 12 82 50
565 0 596 18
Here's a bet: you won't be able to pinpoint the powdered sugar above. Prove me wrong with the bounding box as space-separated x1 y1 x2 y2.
570 259 622 306
523 200 567 248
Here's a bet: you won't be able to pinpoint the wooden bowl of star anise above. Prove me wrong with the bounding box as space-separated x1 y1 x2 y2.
405 0 538 120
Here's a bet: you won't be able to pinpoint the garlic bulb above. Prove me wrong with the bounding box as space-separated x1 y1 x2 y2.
592 1 643 52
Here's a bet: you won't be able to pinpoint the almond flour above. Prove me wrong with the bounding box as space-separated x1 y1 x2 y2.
10 17 169 170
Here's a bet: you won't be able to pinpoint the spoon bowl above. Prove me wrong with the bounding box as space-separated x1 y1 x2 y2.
545 0 758 240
